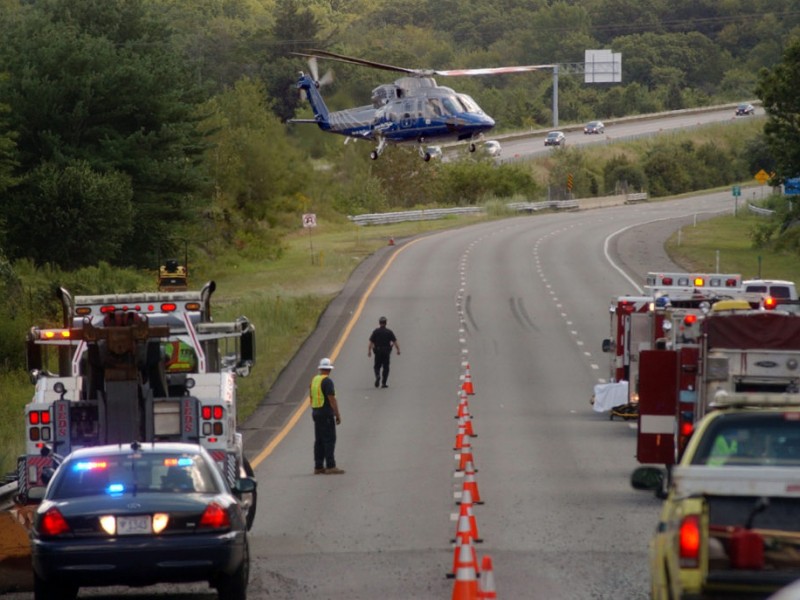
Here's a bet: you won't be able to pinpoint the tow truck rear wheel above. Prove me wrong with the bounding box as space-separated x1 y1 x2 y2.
243 457 257 531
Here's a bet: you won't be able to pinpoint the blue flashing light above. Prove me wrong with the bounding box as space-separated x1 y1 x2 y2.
107 483 125 494
177 457 193 467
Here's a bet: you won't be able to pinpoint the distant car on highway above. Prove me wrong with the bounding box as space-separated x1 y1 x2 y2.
30 442 254 600
735 103 755 116
583 120 605 134
544 131 566 146
483 140 502 157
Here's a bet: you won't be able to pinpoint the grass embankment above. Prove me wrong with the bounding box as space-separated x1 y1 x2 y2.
0 215 487 476
666 212 800 282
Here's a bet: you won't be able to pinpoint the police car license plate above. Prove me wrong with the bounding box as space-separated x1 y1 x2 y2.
117 515 151 535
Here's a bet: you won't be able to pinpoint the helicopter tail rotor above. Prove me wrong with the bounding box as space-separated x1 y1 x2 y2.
308 56 334 89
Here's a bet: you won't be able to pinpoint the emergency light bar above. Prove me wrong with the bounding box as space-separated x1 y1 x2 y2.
710 391 800 409
646 273 742 289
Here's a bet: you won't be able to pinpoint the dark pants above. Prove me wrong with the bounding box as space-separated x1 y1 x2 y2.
312 409 336 469
373 350 391 385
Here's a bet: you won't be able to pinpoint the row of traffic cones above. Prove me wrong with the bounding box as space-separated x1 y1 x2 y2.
449 363 496 600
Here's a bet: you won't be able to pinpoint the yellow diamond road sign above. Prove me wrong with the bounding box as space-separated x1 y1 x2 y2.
755 169 770 184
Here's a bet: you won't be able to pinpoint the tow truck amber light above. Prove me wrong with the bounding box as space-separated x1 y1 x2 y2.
679 515 701 566
39 507 71 536
199 502 230 529
76 307 92 316
693 277 705 287
185 302 201 311
40 329 70 340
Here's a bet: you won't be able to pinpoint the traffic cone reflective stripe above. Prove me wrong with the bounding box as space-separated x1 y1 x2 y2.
461 461 483 504
450 543 480 598
462 363 475 395
478 555 497 599
463 414 475 437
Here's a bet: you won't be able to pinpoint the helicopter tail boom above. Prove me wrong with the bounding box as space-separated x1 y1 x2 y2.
296 72 331 131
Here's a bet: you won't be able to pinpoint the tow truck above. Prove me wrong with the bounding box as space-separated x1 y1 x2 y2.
16 281 258 529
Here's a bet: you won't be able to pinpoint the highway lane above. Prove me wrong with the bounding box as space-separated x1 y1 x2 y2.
1 193 735 599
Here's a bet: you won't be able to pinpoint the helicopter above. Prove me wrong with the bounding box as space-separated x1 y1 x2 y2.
289 49 552 161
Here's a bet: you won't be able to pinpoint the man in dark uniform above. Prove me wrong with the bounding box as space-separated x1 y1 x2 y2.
309 357 344 474
368 316 400 388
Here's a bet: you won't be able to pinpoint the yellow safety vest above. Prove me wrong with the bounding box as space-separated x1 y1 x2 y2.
310 374 328 409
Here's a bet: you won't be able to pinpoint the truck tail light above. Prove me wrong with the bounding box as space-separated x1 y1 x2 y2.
763 296 777 310
679 515 701 567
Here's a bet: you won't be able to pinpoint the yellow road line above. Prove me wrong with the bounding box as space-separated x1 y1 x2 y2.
250 237 423 468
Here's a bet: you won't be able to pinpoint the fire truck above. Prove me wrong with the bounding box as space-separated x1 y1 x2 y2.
16 281 258 527
637 301 800 468
599 273 742 419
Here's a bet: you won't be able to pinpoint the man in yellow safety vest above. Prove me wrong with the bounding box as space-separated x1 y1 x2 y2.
310 358 344 474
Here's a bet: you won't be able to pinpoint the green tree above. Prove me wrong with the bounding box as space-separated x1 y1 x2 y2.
756 38 800 181
0 97 18 195
0 0 208 268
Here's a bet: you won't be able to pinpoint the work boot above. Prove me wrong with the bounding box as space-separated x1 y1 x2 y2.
374 376 380 388
314 468 325 474
324 467 345 474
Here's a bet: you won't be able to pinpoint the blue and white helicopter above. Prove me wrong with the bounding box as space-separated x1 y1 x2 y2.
290 49 551 161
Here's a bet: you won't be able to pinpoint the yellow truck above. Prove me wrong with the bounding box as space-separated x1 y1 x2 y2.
632 393 800 599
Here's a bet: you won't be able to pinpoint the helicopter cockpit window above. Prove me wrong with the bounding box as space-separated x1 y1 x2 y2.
458 94 483 114
442 97 461 115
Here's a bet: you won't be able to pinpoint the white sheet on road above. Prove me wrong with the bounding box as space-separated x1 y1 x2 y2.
592 381 629 412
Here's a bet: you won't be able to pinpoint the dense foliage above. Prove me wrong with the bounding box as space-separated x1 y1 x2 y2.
0 0 797 275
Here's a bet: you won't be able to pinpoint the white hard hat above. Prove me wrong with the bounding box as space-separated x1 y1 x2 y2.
318 357 334 370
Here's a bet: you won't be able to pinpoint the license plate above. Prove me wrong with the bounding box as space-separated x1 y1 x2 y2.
116 515 151 535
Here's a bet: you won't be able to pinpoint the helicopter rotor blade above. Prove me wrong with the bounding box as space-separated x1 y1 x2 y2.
308 56 320 82
292 49 420 76
435 64 555 77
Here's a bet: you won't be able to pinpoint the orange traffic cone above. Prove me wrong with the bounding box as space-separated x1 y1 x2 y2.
460 461 483 505
453 489 482 543
456 435 475 472
462 363 475 395
450 543 480 599
454 421 467 450
448 517 478 578
478 555 497 599
456 389 471 419
462 412 476 437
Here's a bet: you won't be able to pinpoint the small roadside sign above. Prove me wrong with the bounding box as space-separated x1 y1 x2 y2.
732 185 741 197
754 169 770 185
784 177 800 196
302 213 317 228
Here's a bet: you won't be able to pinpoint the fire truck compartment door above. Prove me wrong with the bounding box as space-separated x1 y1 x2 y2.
637 350 678 464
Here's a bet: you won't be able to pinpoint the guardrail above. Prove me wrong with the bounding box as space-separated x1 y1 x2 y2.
625 192 649 204
349 200 580 225
0 480 18 511
748 203 774 217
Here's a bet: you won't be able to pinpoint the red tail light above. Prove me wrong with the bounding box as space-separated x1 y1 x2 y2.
683 314 697 325
680 421 694 437
199 502 230 529
764 296 777 310
39 507 71 536
679 515 701 567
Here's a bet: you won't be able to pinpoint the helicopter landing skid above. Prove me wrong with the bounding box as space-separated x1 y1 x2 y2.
370 138 388 160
